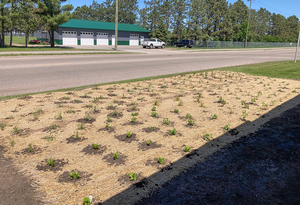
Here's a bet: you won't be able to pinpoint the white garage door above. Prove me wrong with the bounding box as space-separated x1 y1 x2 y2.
62 31 77 45
97 33 109 45
130 34 139 46
81 32 94 45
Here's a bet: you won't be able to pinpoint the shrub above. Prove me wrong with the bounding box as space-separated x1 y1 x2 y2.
158 157 164 164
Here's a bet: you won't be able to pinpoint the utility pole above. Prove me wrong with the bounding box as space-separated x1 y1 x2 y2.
68 0 70 5
294 22 300 63
245 0 253 48
115 0 118 50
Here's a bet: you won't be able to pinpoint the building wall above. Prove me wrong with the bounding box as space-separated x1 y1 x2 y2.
38 28 150 45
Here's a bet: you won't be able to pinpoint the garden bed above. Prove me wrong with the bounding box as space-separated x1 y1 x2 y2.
0 70 299 204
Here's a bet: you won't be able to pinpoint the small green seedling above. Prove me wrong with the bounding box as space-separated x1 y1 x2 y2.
56 111 62 120
107 116 112 122
178 100 183 106
151 106 156 111
75 131 79 139
0 123 6 130
186 113 192 119
69 172 81 179
154 101 158 105
105 123 110 130
163 118 169 125
113 152 119 160
83 197 91 205
48 159 54 167
51 125 57 130
188 119 195 126
13 126 19 134
224 124 231 132
169 129 177 135
131 112 138 116
211 114 218 119
131 117 137 123
78 123 85 130
158 157 165 164
147 140 151 146
204 133 213 141
151 126 155 130
86 104 92 108
129 172 137 181
126 132 133 138
184 146 191 152
93 143 99 149
67 109 74 113
10 139 14 147
28 143 33 152
242 110 248 120
151 112 158 117
174 108 179 113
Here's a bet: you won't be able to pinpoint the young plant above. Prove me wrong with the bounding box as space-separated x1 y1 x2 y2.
113 152 119 160
78 123 85 130
93 143 99 149
93 97 99 103
126 132 133 138
107 116 112 122
147 140 151 146
43 135 55 142
151 106 156 111
178 100 183 106
184 146 191 152
86 104 92 108
83 197 91 205
0 123 6 130
241 100 249 109
129 172 137 181
112 109 119 116
131 117 137 123
10 139 14 147
86 114 93 121
176 96 179 101
28 143 33 152
186 113 192 119
262 102 269 110
163 118 169 125
224 124 231 132
67 108 74 113
242 110 248 120
211 114 218 119
93 106 99 113
75 131 79 140
150 126 155 131
169 128 177 135
154 101 158 106
131 112 138 116
69 172 81 179
12 126 20 135
188 119 195 126
158 157 165 164
151 112 158 117
105 123 110 130
174 108 179 113
50 125 57 130
204 133 212 141
48 159 55 167
56 111 62 120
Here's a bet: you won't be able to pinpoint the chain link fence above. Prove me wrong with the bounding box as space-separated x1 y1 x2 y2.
194 41 297 49
4 32 36 37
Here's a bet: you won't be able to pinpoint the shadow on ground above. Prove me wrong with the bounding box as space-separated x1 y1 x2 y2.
103 94 300 205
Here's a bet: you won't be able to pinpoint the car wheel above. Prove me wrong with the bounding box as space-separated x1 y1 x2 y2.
150 44 153 49
174 44 177 48
161 44 165 49
184 45 187 48
143 46 146 48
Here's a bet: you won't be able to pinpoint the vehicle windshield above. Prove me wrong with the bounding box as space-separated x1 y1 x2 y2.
150 39 156 41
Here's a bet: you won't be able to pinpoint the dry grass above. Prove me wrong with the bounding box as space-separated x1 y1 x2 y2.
0 71 299 204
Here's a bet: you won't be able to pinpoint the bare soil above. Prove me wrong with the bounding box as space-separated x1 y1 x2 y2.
0 71 299 204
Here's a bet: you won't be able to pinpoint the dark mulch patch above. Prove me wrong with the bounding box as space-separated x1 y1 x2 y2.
138 141 162 151
229 128 239 136
0 145 42 205
106 87 116 91
58 170 93 183
81 144 107 155
76 118 96 124
70 100 84 104
114 133 138 143
98 127 116 133
107 112 124 119
115 101 126 105
108 93 117 97
164 130 183 137
106 106 117 110
18 96 33 100
54 101 68 104
21 145 42 155
42 125 59 132
127 108 140 112
36 159 68 173
122 121 144 126
79 96 92 99
102 152 127 166
184 122 199 128
142 127 160 133
66 136 87 144
58 97 70 101
145 158 169 168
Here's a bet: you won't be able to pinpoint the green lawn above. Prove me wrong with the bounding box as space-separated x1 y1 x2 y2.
4 36 37 45
0 46 115 52
220 61 300 79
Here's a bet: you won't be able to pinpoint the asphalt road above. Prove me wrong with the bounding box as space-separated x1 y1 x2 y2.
0 48 296 97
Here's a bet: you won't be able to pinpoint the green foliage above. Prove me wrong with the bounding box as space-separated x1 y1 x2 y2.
184 146 191 152
69 172 81 179
151 112 158 117
163 118 169 125
83 197 91 205
105 123 110 130
151 106 156 111
188 119 195 126
93 143 99 149
211 114 218 119
154 101 158 106
0 123 6 130
129 172 137 181
13 126 19 134
150 126 155 130
224 124 231 132
131 112 139 116
131 117 137 123
178 100 182 106
113 152 119 160
86 114 93 121
28 143 33 152
174 108 179 113
75 131 79 139
48 159 54 167
147 140 151 146
169 129 176 135
78 123 85 130
50 125 57 130
126 132 133 138
186 113 192 119
158 157 164 164
204 134 212 141
242 110 248 120
151 20 170 43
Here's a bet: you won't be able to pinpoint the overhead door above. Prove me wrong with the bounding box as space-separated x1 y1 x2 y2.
130 34 139 46
81 32 94 45
62 31 77 45
97 33 109 45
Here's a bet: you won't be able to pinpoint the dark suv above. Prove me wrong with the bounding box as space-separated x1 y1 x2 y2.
174 40 194 48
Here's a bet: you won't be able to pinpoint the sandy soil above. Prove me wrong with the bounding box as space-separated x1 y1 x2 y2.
0 71 299 204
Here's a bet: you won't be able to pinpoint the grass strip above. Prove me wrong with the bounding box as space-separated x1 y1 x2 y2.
0 52 141 57
0 60 299 101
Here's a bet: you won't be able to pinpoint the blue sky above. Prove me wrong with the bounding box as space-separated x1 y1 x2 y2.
65 0 300 19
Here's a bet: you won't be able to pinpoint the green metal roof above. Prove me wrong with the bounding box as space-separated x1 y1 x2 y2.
59 19 151 33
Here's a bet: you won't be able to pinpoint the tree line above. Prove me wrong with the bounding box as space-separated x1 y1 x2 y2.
1 0 299 48
0 0 73 47
72 0 299 44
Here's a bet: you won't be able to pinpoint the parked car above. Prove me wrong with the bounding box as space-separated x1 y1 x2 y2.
30 39 40 44
173 40 194 48
142 38 165 49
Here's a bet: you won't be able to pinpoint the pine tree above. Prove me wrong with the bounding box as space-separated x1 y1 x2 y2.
144 0 161 31
172 0 187 40
151 20 170 43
